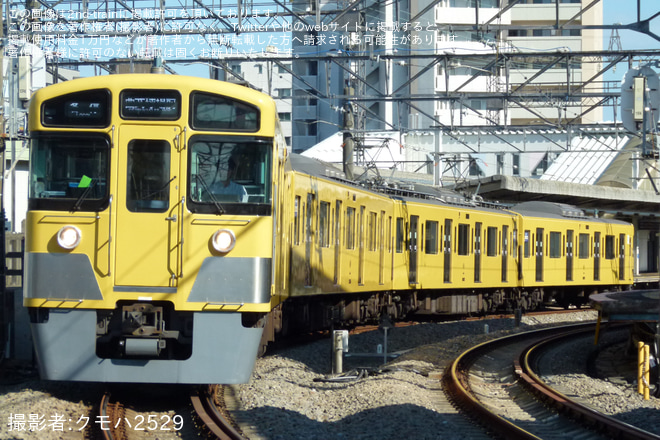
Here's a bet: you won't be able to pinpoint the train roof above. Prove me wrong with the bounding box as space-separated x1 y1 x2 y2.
509 201 630 224
288 154 508 212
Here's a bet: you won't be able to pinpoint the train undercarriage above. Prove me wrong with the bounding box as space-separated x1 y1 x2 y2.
261 284 626 346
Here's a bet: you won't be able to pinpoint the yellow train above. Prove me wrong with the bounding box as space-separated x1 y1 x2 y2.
25 73 634 384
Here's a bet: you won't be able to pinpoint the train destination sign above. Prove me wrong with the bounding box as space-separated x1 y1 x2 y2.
121 90 181 120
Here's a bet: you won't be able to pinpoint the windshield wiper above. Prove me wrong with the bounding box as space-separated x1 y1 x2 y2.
196 175 225 215
71 177 95 212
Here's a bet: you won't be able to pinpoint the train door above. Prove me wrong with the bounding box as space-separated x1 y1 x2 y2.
334 200 342 284
444 219 452 283
501 225 508 282
474 222 482 282
535 228 544 282
619 233 626 280
566 230 574 281
379 211 385 285
594 231 601 281
409 215 419 284
358 206 365 285
115 125 182 289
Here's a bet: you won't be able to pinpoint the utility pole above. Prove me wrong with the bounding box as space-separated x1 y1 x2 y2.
343 81 355 181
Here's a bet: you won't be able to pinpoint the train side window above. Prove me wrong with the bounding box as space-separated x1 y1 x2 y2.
578 233 590 259
294 196 301 246
524 230 530 258
334 200 342 247
487 227 498 257
387 216 392 253
425 221 439 254
458 223 469 255
605 235 615 259
396 217 405 253
368 212 377 251
549 232 561 258
346 207 356 250
512 229 517 257
319 201 330 248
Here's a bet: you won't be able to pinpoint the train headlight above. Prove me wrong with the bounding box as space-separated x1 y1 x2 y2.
57 225 82 250
211 229 236 253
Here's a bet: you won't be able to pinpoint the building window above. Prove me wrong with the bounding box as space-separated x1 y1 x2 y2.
469 157 484 177
307 61 318 76
278 112 291 121
276 88 291 98
278 64 290 74
513 153 520 176
255 64 262 74
302 120 317 136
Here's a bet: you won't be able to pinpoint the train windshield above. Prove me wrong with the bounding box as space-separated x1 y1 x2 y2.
188 136 272 215
28 133 110 211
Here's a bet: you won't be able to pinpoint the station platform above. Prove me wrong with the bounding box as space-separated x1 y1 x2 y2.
590 289 659 322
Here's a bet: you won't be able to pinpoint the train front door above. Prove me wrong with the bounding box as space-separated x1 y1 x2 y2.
114 125 183 289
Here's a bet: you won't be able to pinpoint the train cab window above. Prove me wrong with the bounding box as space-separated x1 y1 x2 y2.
425 221 439 254
605 235 615 259
190 92 259 131
487 227 498 257
458 223 469 255
319 201 330 248
126 140 170 212
578 233 590 259
395 217 405 253
188 136 271 215
29 133 110 211
549 232 561 258
42 89 110 127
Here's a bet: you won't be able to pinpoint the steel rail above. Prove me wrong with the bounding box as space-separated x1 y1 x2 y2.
517 329 660 440
190 385 246 440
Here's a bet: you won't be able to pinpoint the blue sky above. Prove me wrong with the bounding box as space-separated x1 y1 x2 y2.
603 0 660 50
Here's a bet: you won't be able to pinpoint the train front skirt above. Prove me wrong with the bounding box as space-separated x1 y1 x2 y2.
30 309 263 384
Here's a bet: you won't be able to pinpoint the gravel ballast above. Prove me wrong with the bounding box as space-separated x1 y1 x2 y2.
1 310 658 439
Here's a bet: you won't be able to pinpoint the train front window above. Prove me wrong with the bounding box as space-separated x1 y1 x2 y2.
29 133 110 211
188 136 272 215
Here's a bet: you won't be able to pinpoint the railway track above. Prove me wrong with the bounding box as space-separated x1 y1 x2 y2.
97 385 245 440
444 323 660 440
190 385 246 440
